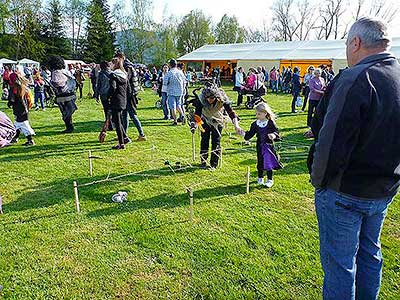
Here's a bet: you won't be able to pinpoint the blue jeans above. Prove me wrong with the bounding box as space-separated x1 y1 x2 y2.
161 92 169 118
271 80 278 93
34 91 45 109
122 100 145 137
315 188 393 300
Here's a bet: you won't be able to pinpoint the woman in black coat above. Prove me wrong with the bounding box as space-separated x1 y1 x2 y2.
109 57 129 150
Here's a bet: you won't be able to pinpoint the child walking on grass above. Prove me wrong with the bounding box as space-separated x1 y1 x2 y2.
7 73 35 146
241 102 282 187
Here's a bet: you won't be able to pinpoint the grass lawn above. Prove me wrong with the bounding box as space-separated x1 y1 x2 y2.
0 82 399 299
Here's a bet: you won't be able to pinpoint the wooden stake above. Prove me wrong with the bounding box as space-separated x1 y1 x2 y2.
188 188 193 222
88 150 93 176
73 181 80 213
192 132 196 162
219 147 223 168
0 195 3 214
246 166 250 194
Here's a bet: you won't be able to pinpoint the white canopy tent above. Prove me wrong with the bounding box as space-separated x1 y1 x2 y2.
18 58 40 67
0 58 17 70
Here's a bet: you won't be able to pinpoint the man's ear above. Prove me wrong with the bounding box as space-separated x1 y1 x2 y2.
352 36 362 53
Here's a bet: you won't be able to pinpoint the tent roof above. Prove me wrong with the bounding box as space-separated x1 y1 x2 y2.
64 60 88 65
18 58 39 65
0 58 17 64
178 37 400 61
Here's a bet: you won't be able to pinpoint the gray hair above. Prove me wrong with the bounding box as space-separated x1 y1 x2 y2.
347 17 391 49
314 68 322 76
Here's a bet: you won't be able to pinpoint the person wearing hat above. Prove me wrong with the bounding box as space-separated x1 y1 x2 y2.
193 84 242 169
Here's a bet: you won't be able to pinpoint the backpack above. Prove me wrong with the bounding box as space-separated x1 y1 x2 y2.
53 72 76 96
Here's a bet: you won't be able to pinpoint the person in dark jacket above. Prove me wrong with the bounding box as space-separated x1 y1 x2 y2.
291 66 301 113
309 17 400 300
96 61 111 123
109 57 129 150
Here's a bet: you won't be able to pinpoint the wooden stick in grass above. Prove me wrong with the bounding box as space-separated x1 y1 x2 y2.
246 166 250 194
187 188 193 222
73 181 80 213
192 132 196 162
88 150 93 176
219 147 223 168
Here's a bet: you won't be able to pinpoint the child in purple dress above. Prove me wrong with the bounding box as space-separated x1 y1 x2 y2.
242 102 283 187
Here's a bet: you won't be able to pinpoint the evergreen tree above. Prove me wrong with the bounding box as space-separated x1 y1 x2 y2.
42 0 71 60
84 0 115 62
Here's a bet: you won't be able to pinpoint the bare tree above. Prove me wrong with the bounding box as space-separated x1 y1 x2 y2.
245 20 272 43
315 0 347 40
355 0 399 23
294 0 318 40
64 0 87 58
272 0 319 41
272 0 300 41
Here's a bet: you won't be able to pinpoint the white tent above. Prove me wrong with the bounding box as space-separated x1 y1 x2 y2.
178 37 400 74
18 58 40 67
0 58 17 64
0 59 17 72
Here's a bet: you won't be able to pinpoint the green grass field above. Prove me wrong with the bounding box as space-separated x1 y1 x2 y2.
0 83 399 299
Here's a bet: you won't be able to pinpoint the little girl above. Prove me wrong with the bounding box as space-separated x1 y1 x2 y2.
242 102 282 187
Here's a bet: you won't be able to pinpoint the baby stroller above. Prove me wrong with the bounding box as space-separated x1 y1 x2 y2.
244 84 266 109
1 88 9 100
43 78 57 108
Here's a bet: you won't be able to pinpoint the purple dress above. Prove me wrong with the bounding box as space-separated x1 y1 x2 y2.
259 126 282 171
0 111 16 148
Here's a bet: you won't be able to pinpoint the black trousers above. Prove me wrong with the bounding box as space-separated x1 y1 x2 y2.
112 109 127 145
257 148 273 179
77 83 83 98
233 87 243 106
200 121 223 168
292 90 300 112
302 86 310 111
307 100 319 127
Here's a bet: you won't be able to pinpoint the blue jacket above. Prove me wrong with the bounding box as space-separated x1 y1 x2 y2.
309 53 400 199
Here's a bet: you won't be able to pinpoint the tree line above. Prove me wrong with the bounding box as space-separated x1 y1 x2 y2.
0 0 398 65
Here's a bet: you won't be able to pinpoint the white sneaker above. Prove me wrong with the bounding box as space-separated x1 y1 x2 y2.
265 180 274 188
257 177 264 185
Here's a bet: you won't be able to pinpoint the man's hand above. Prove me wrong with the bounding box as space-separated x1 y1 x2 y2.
268 133 276 140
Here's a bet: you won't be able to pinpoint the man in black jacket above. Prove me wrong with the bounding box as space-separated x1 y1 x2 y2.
308 17 400 300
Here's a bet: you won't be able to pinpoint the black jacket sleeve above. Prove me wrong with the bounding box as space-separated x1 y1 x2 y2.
244 121 257 140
